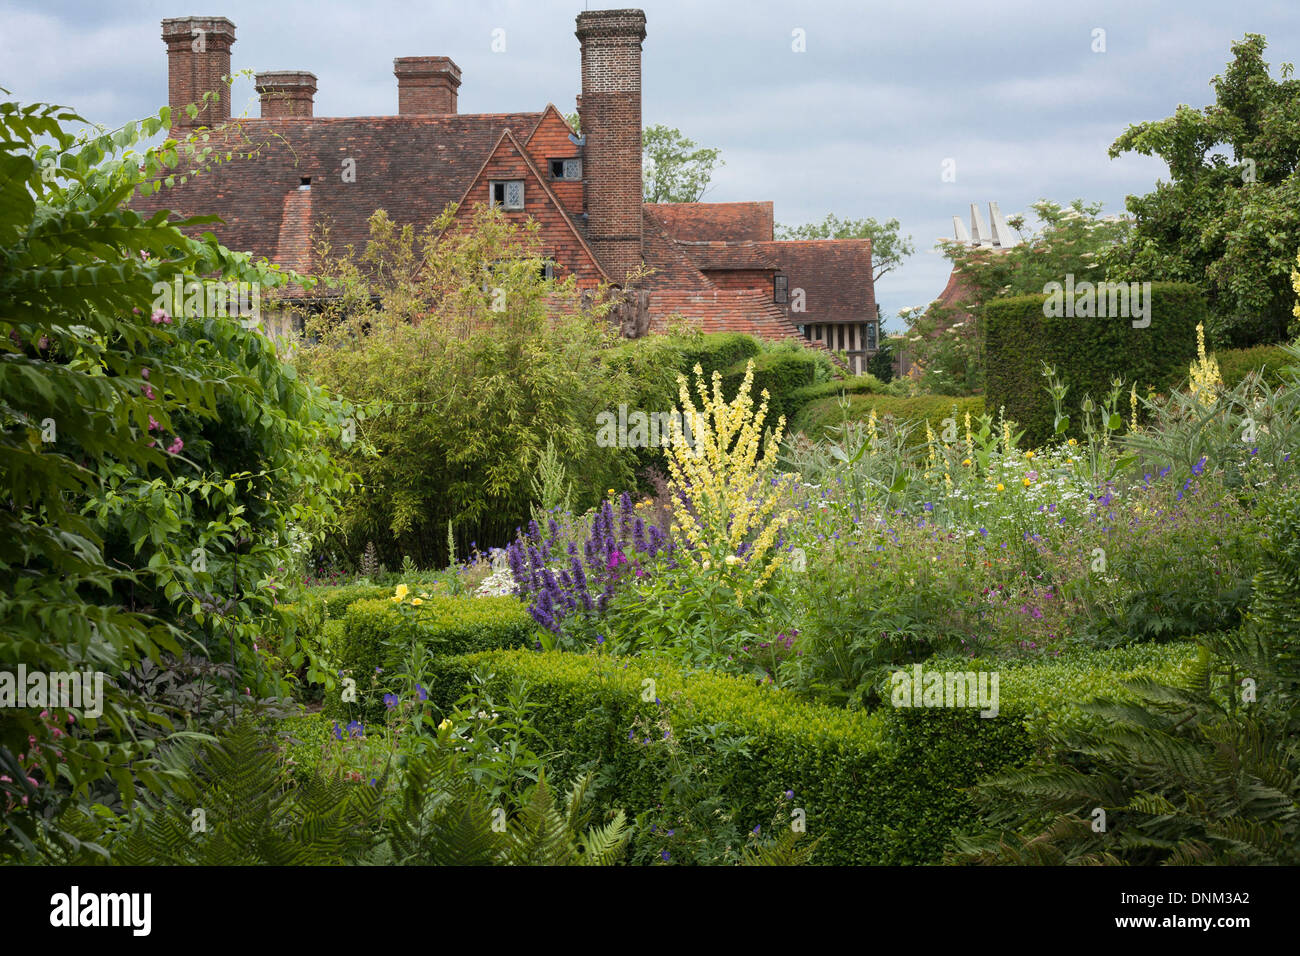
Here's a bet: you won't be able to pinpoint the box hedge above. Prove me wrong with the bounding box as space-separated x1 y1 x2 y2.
1214 342 1296 389
984 282 1205 447
792 393 985 443
420 641 1197 864
325 595 538 720
305 583 395 620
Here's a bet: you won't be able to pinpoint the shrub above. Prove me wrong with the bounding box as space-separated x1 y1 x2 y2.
722 348 831 424
1214 342 1296 389
792 393 984 442
306 584 395 620
423 643 1195 864
326 595 538 719
298 204 634 565
983 282 1205 447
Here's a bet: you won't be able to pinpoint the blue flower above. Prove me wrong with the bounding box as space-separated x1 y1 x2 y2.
346 720 364 739
415 683 427 701
383 693 399 710
1192 456 1207 476
752 825 761 835
785 790 794 800
661 850 670 861
979 527 988 538
331 721 343 741
923 502 933 512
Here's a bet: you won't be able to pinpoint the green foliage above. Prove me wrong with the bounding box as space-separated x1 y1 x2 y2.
720 346 833 425
983 283 1204 447
1104 34 1300 346
327 595 537 720
1214 342 1296 389
0 97 346 858
51 720 381 865
297 204 633 564
642 124 723 204
305 583 394 620
419 647 1183 864
951 484 1300 865
906 199 1133 393
776 214 915 281
867 341 895 383
792 393 984 441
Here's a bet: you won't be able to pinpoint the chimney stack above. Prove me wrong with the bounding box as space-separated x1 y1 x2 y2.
394 57 462 114
255 71 317 118
162 16 236 135
575 9 646 283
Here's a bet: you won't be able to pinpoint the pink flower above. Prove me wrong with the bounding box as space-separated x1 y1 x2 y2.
66 714 74 725
167 436 184 455
142 384 155 400
141 367 150 380
150 309 171 325
148 415 160 432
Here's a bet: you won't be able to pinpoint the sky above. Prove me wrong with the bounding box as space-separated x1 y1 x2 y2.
4 0 1300 329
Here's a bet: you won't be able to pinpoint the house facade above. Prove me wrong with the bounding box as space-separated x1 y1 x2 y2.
135 9 878 369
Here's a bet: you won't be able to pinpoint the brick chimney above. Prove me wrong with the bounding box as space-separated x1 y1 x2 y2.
394 57 461 114
575 10 646 284
255 71 317 118
162 16 236 135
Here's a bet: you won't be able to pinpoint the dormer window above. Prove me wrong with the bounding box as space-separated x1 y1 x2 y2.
774 275 788 304
549 158 582 180
298 176 312 191
491 180 525 210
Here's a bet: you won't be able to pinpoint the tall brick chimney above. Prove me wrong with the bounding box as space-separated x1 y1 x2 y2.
255 71 317 118
162 16 236 135
575 9 646 283
394 57 461 114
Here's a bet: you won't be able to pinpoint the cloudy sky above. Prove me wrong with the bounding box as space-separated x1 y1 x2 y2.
4 0 1299 326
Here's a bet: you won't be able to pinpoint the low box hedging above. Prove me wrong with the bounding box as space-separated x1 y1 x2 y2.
422 642 1198 864
984 282 1205 447
792 393 984 442
306 583 395 620
1214 343 1296 389
326 595 538 720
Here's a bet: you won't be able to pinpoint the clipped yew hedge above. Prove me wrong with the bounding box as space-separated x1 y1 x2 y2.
792 393 984 443
984 282 1205 447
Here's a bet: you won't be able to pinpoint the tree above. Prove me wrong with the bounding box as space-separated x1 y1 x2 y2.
777 215 915 282
1 97 347 858
1104 33 1300 347
642 125 724 204
296 203 636 567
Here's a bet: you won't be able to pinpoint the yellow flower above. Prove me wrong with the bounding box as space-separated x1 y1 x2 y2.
411 598 423 606
393 583 410 601
1022 477 1031 487
1066 457 1074 464
1068 438 1077 446
437 718 452 732
1025 450 1035 459
996 483 1005 492
607 488 615 496
963 458 972 466
724 555 740 566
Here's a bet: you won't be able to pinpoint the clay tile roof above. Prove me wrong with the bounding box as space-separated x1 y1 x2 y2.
672 239 781 272
758 239 875 324
130 112 541 272
640 208 715 291
648 288 803 342
646 201 774 243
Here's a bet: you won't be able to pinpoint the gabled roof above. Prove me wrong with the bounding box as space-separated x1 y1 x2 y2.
451 127 610 284
758 239 875 324
647 201 774 242
130 112 542 271
673 239 781 272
